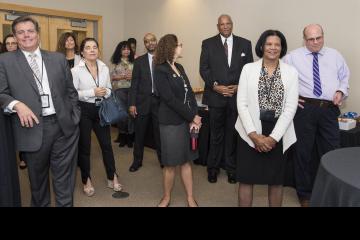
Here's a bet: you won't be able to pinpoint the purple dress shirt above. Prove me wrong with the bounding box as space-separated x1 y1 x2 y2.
284 47 350 101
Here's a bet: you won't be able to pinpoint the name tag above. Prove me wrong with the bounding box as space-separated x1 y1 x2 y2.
41 94 50 108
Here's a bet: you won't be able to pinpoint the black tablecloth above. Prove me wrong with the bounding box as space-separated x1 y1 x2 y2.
310 147 360 207
0 113 21 207
340 124 360 148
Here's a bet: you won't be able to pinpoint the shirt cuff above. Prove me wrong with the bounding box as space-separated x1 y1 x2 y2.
5 100 20 113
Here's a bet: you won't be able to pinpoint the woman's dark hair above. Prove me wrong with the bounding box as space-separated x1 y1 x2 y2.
1 34 17 53
255 30 287 58
127 38 137 46
12 15 40 35
57 32 79 55
153 34 177 65
111 41 134 65
79 38 99 58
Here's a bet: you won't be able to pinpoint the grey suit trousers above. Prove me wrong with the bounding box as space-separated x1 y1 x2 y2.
24 115 79 207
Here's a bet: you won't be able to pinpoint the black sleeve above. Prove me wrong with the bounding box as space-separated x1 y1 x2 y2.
155 67 196 123
129 59 141 107
0 59 15 109
199 40 214 89
245 41 254 64
179 65 198 115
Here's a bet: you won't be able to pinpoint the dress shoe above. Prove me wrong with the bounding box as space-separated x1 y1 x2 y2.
19 160 27 170
107 180 123 192
227 173 236 184
129 163 142 172
208 172 217 183
299 199 310 207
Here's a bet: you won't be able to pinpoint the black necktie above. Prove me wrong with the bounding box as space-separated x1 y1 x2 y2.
224 39 228 58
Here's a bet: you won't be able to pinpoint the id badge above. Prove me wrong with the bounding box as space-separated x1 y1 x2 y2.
40 94 50 109
95 98 102 107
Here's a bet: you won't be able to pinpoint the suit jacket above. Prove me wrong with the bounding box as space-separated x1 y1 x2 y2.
200 34 253 108
235 59 299 153
154 62 198 125
0 49 80 152
129 53 157 115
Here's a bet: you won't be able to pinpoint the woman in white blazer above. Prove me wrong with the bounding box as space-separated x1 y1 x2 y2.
235 30 299 207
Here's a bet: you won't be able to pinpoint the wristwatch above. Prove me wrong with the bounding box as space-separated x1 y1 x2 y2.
213 81 218 88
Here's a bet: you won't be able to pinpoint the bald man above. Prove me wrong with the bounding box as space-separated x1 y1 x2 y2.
128 33 162 172
200 14 253 184
284 24 350 207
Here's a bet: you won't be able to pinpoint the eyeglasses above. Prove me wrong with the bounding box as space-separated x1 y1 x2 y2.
306 36 323 43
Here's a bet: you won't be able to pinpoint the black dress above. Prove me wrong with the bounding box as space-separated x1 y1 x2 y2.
0 113 21 207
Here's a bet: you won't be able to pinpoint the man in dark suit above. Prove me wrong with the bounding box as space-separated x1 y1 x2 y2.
200 14 253 184
128 33 161 172
0 16 80 207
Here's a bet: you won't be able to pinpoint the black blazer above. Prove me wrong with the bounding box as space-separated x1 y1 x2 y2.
0 49 80 152
154 62 198 125
129 53 156 115
200 34 253 107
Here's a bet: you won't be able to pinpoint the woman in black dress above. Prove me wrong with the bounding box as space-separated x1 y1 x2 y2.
235 30 299 207
154 34 201 207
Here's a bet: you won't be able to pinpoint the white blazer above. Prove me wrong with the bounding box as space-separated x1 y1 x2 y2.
74 54 82 67
235 59 299 153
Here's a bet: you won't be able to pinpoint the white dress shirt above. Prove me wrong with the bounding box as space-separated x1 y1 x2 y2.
221 34 233 67
6 47 56 116
148 53 154 93
71 59 112 103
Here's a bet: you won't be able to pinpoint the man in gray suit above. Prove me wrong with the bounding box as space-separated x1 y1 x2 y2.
0 16 80 207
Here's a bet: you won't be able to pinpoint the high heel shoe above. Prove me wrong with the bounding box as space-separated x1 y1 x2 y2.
187 199 199 207
83 185 95 197
107 180 123 192
157 198 171 207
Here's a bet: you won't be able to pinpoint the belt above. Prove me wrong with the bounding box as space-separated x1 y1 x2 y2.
299 96 335 108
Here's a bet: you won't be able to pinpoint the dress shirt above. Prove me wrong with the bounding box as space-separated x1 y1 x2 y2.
148 53 154 93
6 47 56 116
221 34 233 67
71 59 112 103
284 47 350 101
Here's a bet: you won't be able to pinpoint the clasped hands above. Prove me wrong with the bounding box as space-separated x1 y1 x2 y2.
94 87 107 97
248 132 277 153
213 85 238 97
190 115 202 131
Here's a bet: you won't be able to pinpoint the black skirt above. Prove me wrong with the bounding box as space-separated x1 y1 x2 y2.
236 121 286 185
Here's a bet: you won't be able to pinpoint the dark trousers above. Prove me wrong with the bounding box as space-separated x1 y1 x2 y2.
294 104 340 200
133 96 161 165
207 105 238 175
24 115 79 207
78 102 117 184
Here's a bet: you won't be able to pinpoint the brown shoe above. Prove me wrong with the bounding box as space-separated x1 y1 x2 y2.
299 199 310 207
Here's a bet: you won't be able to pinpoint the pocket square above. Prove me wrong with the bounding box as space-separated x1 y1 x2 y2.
241 53 246 57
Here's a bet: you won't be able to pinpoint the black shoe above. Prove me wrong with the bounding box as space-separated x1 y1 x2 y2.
227 173 236 184
19 161 27 170
129 162 142 172
127 141 133 148
208 171 217 183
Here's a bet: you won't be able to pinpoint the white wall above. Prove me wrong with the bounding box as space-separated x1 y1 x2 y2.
0 0 125 66
124 0 360 113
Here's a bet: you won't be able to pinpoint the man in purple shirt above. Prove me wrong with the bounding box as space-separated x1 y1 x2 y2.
284 24 350 207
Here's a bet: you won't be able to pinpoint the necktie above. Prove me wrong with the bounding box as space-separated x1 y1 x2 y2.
29 53 43 94
224 39 228 58
150 57 157 95
312 52 322 97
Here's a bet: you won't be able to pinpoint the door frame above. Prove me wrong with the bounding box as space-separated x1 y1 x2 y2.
0 2 103 52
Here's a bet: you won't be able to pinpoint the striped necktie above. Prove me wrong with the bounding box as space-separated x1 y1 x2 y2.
29 53 43 94
224 38 228 58
312 52 322 97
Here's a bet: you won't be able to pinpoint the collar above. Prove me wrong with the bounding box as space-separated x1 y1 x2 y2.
304 46 326 56
220 34 233 44
21 47 41 59
78 59 106 68
148 53 154 58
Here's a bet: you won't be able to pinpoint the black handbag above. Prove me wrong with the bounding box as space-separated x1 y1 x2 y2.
99 92 128 127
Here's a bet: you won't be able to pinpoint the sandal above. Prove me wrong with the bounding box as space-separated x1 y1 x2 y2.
107 180 123 192
83 185 95 197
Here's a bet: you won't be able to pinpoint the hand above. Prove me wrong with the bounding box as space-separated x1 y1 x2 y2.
264 137 277 149
14 102 39 128
126 72 132 81
333 91 344 106
213 85 233 97
129 106 137 118
298 98 305 109
192 115 202 126
189 122 200 132
94 87 107 97
227 85 238 95
249 132 272 153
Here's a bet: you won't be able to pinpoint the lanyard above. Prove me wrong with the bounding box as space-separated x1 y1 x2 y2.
85 62 99 87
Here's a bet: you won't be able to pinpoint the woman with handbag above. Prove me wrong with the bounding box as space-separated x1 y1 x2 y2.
72 38 122 197
154 34 201 207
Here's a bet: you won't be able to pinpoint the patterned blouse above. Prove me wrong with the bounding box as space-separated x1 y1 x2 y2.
258 64 284 118
111 59 134 89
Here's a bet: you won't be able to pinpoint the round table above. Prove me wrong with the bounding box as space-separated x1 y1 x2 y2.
310 147 360 207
